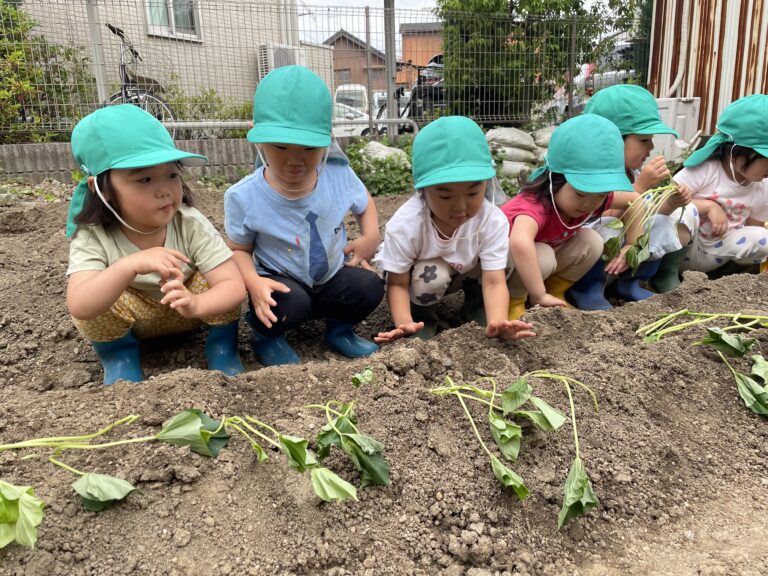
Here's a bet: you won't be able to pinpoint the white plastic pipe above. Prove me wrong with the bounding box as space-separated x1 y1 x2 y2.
666 0 691 97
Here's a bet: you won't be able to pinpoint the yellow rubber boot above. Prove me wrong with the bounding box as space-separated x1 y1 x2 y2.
761 261 768 274
508 295 527 320
544 275 575 308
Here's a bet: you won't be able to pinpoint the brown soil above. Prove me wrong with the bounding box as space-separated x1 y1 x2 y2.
1 184 767 576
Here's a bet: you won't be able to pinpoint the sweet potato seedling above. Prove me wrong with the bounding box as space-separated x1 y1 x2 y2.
637 309 768 344
431 371 599 528
0 480 45 549
350 367 375 388
715 352 768 416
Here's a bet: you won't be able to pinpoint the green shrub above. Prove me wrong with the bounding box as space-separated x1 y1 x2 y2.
346 136 414 196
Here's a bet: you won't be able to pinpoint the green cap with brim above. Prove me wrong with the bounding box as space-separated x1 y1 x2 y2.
584 84 679 137
684 93 768 167
247 65 332 147
412 116 496 189
529 114 633 193
66 104 207 237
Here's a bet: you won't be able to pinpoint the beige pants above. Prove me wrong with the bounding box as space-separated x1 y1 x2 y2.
507 228 603 297
409 259 482 306
72 271 240 342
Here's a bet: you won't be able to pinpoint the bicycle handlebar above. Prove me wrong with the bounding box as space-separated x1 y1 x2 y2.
105 23 141 61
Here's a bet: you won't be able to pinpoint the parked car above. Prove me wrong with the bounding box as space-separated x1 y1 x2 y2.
332 103 373 138
419 53 444 86
334 84 369 115
375 81 446 135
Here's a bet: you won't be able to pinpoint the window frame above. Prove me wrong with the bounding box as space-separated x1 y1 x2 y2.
145 0 203 43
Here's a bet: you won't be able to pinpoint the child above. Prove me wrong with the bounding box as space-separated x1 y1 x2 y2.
224 65 383 366
374 115 535 343
502 114 638 319
671 94 768 275
566 85 693 309
66 104 246 385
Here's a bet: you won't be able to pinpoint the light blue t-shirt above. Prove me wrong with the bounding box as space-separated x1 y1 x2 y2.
224 163 369 287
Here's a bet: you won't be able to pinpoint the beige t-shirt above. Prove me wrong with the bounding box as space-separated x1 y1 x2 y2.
67 205 233 301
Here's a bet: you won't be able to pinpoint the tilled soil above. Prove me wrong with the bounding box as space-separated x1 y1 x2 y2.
0 184 767 576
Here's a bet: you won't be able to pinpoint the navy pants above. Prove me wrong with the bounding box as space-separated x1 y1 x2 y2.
247 266 385 338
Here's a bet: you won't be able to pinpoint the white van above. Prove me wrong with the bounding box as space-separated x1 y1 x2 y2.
334 84 369 115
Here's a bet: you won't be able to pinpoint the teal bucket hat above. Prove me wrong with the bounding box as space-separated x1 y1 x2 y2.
247 65 332 147
529 114 633 193
412 116 496 189
583 84 679 137
66 104 206 237
684 93 768 167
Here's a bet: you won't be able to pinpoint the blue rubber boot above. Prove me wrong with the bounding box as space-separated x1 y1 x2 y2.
566 260 612 310
612 259 662 302
90 331 144 385
249 331 300 366
324 319 379 358
205 321 245 376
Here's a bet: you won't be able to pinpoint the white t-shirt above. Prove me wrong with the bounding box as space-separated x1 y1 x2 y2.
375 195 509 275
674 160 768 240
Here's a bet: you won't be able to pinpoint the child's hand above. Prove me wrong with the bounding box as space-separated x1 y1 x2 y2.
249 276 291 329
661 183 692 213
344 235 378 268
374 321 424 344
529 293 567 308
604 247 630 275
485 319 535 341
636 156 670 192
129 247 189 280
160 268 200 318
706 203 729 236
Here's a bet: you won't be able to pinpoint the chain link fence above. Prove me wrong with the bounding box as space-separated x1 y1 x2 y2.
0 0 647 143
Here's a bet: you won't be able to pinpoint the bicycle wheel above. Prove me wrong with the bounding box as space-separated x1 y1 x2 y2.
104 91 178 139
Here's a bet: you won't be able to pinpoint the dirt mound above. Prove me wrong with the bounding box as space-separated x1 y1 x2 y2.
1 190 767 576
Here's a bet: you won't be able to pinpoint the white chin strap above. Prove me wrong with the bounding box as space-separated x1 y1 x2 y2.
549 171 596 230
93 177 163 235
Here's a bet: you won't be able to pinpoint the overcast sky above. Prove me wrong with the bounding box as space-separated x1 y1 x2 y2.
301 1 437 9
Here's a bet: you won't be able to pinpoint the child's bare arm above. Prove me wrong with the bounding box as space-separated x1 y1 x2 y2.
345 193 380 268
67 248 190 320
374 271 423 343
226 239 289 328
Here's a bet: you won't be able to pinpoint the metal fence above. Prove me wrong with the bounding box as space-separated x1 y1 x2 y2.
0 0 647 143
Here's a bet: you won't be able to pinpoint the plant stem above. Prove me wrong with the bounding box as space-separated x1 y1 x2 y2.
52 435 157 451
563 380 580 460
455 393 493 460
225 417 279 449
0 415 141 452
48 456 86 476
527 371 599 412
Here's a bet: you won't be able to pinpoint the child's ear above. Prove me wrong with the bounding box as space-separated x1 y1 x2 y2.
86 176 96 192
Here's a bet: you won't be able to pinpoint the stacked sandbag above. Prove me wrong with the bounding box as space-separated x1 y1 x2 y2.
486 126 554 179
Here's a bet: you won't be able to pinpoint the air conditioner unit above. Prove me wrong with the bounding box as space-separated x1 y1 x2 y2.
257 43 308 79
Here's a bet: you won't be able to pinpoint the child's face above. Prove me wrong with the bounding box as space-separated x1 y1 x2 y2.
259 143 326 191
554 182 608 219
624 134 655 171
107 162 182 231
423 180 486 235
734 154 768 183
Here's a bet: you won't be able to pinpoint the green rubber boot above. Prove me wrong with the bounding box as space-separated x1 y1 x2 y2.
411 304 439 340
650 247 688 293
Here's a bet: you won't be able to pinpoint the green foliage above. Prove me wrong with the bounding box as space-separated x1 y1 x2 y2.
71 473 136 512
489 455 529 498
557 456 599 528
0 480 45 549
696 328 757 358
638 309 768 344
0 0 95 143
351 367 375 388
434 0 638 121
345 136 414 196
155 409 230 457
310 467 358 502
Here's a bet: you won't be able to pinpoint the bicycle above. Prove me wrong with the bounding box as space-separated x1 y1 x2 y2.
102 23 177 138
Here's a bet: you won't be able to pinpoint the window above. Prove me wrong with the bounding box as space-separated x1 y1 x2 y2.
337 69 351 84
146 0 201 41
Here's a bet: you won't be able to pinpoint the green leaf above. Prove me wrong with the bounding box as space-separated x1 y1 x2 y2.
501 377 532 414
605 218 624 230
0 480 45 549
278 434 318 473
489 455 528 500
529 397 567 430
514 410 558 431
340 436 391 488
602 236 622 261
155 409 230 457
750 354 768 383
351 367 375 388
72 473 136 512
734 372 768 416
488 410 522 462
699 328 757 358
315 406 357 460
557 457 599 529
249 440 268 463
309 467 358 502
